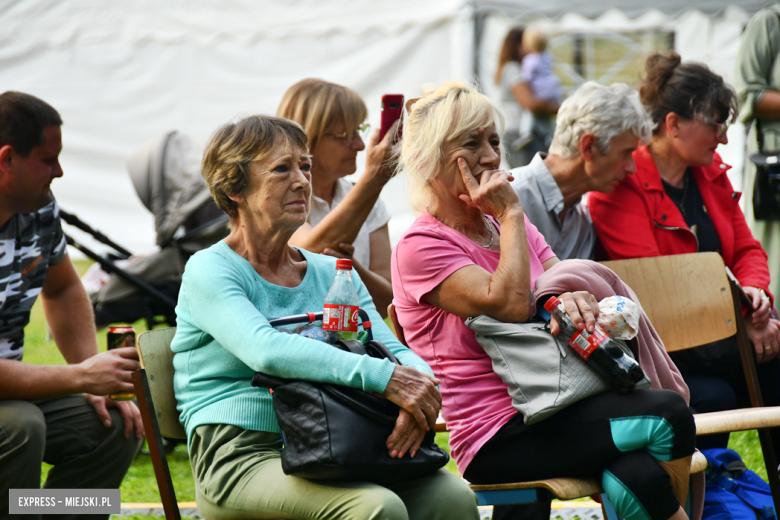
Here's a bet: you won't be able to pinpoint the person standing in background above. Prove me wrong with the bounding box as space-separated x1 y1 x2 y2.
495 27 559 169
518 27 562 157
734 3 780 300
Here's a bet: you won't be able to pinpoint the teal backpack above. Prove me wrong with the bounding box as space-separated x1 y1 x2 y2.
703 449 776 520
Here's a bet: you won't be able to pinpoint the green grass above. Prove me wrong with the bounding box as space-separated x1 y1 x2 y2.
26 260 769 518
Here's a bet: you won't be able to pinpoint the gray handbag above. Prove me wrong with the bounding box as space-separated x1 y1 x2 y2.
465 315 649 425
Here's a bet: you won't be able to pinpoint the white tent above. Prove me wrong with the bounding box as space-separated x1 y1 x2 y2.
0 0 770 254
474 1 771 195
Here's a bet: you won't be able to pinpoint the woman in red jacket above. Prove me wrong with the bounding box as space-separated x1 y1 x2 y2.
590 53 780 451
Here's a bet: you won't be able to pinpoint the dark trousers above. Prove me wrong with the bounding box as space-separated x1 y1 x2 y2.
0 396 142 520
465 390 695 520
674 353 780 450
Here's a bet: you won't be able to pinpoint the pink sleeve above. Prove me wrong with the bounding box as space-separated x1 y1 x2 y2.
394 230 475 304
524 216 556 264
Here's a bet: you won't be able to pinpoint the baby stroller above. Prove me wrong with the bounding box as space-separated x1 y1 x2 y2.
66 131 228 330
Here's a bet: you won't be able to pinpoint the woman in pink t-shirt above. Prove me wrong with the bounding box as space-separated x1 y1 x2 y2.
391 82 695 520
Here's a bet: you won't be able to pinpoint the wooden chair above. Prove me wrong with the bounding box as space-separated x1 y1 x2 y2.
134 329 284 520
388 252 780 514
133 327 185 520
387 306 707 518
603 252 780 513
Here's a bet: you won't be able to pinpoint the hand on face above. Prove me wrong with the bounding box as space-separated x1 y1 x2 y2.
441 124 521 221
457 158 519 221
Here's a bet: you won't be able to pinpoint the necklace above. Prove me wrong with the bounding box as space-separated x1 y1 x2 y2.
669 171 690 219
481 215 495 249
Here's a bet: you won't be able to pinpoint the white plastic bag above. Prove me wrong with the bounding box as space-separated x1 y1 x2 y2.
597 296 639 340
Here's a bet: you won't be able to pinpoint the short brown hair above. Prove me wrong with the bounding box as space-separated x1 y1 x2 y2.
640 52 738 133
276 78 367 150
202 115 308 224
0 91 62 157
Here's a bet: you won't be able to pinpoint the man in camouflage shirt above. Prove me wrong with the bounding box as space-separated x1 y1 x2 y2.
0 92 143 519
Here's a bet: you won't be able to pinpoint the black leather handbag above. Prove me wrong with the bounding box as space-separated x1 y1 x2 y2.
750 119 780 221
251 311 449 484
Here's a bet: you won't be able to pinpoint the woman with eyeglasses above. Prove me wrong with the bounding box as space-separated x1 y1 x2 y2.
278 79 397 316
590 53 780 452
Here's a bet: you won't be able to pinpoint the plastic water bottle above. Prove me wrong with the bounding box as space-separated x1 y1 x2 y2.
543 296 645 393
323 259 360 341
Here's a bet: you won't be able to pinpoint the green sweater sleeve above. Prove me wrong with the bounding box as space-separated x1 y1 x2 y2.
735 7 780 124
180 249 397 394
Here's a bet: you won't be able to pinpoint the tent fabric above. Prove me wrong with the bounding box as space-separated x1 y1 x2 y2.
126 131 211 248
1 0 467 50
0 1 765 254
476 0 772 19
0 1 474 254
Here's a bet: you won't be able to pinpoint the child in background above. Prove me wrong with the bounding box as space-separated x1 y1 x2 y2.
517 27 561 150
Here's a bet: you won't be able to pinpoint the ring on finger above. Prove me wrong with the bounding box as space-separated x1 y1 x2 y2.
765 345 773 352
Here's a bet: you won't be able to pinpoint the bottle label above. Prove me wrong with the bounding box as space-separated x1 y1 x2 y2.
322 304 359 332
568 327 608 360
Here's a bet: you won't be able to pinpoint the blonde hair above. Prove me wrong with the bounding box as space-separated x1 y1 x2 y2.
277 78 367 150
202 115 308 227
522 27 548 53
400 81 504 213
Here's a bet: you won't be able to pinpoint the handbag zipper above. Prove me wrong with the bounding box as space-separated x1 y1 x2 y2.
532 323 568 358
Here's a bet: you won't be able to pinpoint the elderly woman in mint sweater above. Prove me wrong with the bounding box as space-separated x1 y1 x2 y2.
171 115 478 520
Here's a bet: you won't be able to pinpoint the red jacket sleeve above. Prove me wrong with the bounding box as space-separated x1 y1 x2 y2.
588 177 664 261
718 175 773 302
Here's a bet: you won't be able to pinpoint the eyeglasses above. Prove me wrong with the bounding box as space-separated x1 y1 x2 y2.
708 122 729 137
324 123 371 145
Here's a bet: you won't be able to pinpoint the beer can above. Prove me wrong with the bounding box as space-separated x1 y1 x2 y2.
107 325 136 401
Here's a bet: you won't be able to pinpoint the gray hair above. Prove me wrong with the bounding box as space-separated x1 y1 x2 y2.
548 82 652 159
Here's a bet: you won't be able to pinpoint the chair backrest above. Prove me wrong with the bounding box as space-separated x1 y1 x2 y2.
601 252 737 353
137 327 186 440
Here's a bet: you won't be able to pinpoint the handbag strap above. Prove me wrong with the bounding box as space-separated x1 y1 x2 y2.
711 473 772 511
758 118 766 153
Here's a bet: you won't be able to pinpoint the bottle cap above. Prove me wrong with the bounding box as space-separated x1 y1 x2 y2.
336 259 353 270
543 296 561 312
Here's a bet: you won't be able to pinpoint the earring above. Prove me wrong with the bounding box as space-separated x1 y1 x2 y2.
673 132 678 138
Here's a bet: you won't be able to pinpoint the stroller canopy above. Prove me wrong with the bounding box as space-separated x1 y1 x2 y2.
127 131 214 248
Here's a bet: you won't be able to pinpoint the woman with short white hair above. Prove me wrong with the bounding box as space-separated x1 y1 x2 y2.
392 81 696 520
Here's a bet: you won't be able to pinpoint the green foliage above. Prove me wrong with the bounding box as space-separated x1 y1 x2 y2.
729 429 767 481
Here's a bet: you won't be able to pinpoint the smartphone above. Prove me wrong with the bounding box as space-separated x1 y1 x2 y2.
379 94 404 143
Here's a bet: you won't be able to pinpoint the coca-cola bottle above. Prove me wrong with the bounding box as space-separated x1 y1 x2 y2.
543 296 645 393
323 259 360 341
